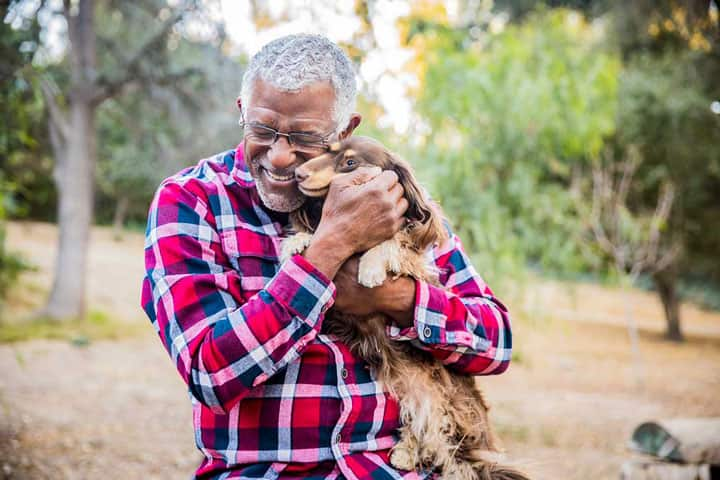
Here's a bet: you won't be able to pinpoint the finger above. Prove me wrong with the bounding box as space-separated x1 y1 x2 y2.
342 166 382 186
395 197 409 217
368 170 399 191
388 182 404 204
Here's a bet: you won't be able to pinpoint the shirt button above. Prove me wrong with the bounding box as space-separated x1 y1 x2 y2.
341 368 348 379
335 433 342 444
423 326 432 339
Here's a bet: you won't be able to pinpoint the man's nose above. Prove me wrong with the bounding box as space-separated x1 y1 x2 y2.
267 137 296 170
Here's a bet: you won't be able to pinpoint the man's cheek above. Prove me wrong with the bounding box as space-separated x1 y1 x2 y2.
245 146 264 171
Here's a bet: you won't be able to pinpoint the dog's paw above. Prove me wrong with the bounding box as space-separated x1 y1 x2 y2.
387 248 402 274
358 240 399 287
390 445 417 472
280 232 313 263
357 254 388 288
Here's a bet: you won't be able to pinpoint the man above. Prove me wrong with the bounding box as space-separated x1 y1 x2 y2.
141 34 512 480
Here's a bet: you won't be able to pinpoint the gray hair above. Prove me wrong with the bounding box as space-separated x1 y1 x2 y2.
240 34 357 131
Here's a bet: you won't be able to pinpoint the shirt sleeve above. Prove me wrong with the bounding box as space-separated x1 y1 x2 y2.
141 181 335 415
385 227 512 376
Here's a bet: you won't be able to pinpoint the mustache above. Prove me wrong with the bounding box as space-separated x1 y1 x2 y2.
250 158 299 177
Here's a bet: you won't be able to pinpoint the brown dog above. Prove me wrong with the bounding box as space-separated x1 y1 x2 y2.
281 136 529 480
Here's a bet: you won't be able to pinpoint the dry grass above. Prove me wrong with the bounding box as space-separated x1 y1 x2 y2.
1 221 719 479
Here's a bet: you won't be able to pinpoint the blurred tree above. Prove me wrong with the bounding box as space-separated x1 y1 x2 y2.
94 39 245 232
95 92 176 235
402 1 719 340
7 0 223 320
494 0 610 20
611 0 720 340
0 13 39 307
400 6 619 286
587 146 677 384
0 8 55 220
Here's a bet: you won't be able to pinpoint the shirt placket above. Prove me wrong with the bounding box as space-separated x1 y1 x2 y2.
321 335 359 480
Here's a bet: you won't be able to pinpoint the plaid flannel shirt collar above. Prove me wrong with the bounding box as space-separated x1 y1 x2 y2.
231 142 256 189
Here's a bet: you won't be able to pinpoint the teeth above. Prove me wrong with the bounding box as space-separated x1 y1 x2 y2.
265 170 294 182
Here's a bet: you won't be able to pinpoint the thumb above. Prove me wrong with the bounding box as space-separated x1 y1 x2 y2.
341 166 382 186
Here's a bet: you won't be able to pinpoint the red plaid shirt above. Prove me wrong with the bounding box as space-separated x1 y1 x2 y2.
141 144 512 480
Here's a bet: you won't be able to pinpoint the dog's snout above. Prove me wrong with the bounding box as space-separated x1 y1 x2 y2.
295 167 309 183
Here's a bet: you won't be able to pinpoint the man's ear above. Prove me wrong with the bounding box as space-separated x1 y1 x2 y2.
339 113 362 140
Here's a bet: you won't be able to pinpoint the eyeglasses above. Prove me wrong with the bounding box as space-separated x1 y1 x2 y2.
239 118 335 153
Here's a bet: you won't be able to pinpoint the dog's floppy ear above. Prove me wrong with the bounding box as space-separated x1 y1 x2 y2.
388 152 447 250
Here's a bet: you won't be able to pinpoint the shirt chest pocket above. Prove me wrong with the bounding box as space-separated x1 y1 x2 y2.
221 229 282 299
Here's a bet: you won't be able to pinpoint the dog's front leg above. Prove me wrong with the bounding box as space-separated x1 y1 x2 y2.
390 425 421 472
280 232 314 263
357 238 402 288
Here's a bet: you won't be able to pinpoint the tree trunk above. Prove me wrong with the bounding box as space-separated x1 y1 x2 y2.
653 268 684 342
43 101 96 320
40 0 185 319
42 0 97 321
112 195 129 238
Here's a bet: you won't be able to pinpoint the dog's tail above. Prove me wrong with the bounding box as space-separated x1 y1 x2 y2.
479 464 533 480
465 450 532 480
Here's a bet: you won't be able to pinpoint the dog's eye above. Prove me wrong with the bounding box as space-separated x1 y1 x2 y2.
346 158 356 167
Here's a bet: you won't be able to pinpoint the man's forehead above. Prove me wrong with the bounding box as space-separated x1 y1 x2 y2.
245 79 336 128
245 105 331 126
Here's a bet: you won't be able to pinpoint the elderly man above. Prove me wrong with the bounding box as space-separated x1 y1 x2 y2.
141 34 512 479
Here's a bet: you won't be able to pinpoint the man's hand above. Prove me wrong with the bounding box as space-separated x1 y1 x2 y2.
303 167 408 279
333 256 416 328
319 166 408 254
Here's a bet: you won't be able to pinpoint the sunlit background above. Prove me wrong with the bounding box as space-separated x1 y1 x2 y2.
1 1 719 479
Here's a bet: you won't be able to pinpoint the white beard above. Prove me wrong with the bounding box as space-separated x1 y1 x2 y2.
255 177 306 213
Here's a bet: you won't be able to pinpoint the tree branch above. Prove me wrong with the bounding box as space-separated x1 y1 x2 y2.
589 149 678 283
62 0 76 51
48 116 66 186
39 75 70 142
91 9 185 104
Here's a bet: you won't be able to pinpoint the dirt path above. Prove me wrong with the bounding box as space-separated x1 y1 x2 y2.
0 336 199 479
2 222 719 479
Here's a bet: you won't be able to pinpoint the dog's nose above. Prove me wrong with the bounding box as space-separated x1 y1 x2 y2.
295 167 309 183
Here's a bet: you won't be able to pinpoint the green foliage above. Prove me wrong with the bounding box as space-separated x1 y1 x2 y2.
617 49 720 283
0 15 36 303
95 92 180 224
411 9 620 283
2 2 243 227
0 181 29 306
494 0 611 20
0 13 55 220
90 3 246 226
93 50 245 226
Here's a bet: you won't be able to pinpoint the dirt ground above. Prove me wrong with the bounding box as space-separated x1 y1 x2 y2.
2 221 719 479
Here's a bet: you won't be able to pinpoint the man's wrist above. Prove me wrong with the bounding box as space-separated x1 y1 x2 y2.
302 231 353 280
377 276 417 328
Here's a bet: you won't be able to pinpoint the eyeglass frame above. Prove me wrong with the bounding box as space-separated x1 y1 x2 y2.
238 114 337 153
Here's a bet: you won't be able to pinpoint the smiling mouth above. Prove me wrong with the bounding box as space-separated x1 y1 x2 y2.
263 169 295 183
